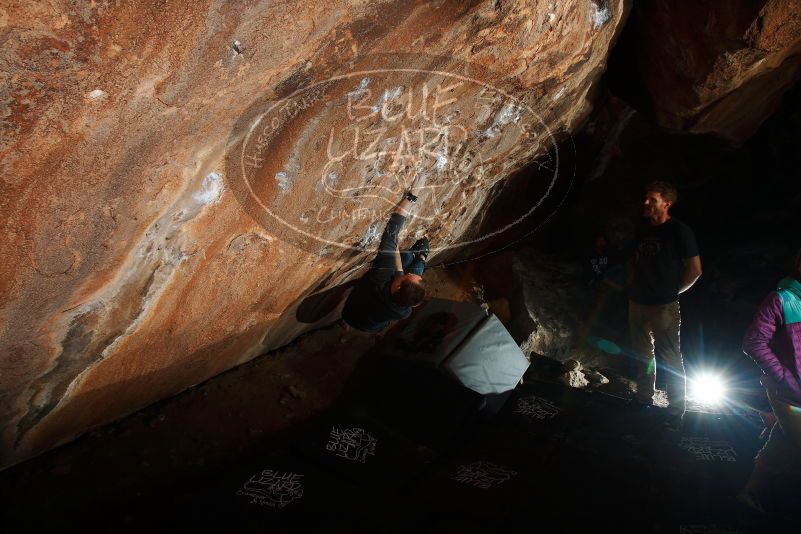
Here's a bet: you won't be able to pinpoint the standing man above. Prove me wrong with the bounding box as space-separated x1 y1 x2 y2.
628 181 702 429
341 177 429 333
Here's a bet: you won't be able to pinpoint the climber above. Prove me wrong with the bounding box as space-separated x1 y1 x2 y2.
340 176 429 333
738 246 801 514
627 181 702 430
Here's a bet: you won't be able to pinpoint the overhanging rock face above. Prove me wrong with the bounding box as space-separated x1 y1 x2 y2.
0 0 629 468
636 0 801 145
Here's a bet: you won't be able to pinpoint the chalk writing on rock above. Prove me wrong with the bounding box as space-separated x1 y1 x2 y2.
226 54 566 256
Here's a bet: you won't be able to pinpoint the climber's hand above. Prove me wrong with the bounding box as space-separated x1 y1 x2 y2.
395 175 424 216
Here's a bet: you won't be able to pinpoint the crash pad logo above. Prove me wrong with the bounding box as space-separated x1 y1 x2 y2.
514 395 561 420
226 54 563 256
678 437 737 462
452 460 518 489
325 426 377 463
236 469 304 508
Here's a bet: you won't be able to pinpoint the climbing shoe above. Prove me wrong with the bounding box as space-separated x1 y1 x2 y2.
411 237 430 262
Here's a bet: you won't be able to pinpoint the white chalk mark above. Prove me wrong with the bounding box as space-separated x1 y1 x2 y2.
88 89 107 99
496 103 522 125
358 223 380 249
193 172 224 205
348 78 370 98
483 103 521 138
316 171 338 193
591 1 610 29
371 86 404 113
435 151 449 172
275 171 291 194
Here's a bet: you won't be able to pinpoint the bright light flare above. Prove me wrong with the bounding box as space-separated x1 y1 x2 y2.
691 372 727 406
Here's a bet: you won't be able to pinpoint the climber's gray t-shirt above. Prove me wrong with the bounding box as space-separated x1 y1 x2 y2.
342 213 412 332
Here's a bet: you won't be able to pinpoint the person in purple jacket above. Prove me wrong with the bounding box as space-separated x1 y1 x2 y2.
739 246 801 513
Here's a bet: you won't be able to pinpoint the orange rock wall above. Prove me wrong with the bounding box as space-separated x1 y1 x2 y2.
0 0 629 468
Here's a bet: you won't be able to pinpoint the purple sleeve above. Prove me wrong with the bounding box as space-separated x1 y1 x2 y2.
742 292 786 383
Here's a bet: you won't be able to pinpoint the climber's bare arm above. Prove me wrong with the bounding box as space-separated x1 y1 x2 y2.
389 175 426 269
679 255 702 294
393 248 403 272
394 174 425 217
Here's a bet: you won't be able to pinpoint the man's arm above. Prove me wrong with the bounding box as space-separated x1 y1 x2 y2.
395 196 415 218
393 247 403 273
371 212 406 280
389 189 419 272
679 255 702 293
370 176 424 280
677 221 701 294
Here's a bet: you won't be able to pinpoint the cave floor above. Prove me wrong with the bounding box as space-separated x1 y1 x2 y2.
1 266 798 532
2 354 796 532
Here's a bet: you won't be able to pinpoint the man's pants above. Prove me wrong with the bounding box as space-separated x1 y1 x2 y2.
629 300 686 414
400 250 426 276
757 387 801 476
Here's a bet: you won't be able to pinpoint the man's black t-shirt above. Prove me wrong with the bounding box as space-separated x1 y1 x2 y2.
630 217 699 305
341 213 412 332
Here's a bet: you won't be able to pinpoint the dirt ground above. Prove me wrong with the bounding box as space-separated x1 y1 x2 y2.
0 265 483 527
2 256 784 530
